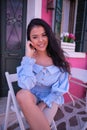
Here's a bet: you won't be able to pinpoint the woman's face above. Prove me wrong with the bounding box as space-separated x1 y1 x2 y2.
29 26 48 52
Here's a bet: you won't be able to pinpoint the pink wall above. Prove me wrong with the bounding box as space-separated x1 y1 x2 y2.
41 0 52 26
64 55 87 103
68 57 87 69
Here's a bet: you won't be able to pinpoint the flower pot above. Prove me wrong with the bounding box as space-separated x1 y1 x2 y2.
61 42 75 52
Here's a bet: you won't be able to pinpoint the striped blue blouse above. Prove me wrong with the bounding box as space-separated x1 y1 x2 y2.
17 56 69 108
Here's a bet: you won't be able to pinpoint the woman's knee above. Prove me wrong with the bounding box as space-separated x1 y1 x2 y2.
16 89 36 105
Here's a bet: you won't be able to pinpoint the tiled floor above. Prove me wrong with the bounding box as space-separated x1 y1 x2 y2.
0 97 87 130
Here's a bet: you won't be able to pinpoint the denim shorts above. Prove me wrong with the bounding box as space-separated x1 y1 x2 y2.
30 85 51 103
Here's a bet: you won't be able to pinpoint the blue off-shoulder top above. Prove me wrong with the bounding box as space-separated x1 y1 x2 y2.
17 56 69 108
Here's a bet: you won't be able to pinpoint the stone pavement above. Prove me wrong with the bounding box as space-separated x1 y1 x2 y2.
0 97 87 130
55 98 87 130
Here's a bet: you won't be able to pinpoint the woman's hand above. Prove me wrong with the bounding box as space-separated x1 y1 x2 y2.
38 102 47 111
25 41 36 57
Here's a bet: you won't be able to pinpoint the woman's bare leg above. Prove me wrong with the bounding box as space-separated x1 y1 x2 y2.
16 89 50 130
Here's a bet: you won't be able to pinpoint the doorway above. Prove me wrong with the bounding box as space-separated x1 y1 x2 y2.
0 0 27 97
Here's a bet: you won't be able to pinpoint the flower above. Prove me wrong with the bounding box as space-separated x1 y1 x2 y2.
61 32 75 43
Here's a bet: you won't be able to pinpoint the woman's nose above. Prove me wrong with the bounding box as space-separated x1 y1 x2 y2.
38 36 43 41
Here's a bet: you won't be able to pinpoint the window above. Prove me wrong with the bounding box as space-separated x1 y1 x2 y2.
75 0 87 52
54 0 87 52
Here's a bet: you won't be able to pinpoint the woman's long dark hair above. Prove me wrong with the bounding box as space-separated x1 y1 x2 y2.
27 18 70 74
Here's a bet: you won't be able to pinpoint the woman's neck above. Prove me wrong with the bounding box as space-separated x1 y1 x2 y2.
36 50 48 57
35 51 53 66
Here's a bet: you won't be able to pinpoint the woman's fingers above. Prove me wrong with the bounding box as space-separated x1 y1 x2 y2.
25 41 35 57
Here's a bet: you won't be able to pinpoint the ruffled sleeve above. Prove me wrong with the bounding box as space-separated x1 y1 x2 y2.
42 72 69 108
16 56 37 90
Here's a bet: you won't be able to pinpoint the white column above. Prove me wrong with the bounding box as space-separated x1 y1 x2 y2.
26 0 42 26
35 0 42 18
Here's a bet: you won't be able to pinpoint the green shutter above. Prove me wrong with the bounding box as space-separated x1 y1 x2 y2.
54 0 63 37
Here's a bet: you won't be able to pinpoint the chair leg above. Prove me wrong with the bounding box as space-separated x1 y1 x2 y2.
51 120 57 130
4 91 11 130
4 90 25 130
11 92 25 130
67 92 75 106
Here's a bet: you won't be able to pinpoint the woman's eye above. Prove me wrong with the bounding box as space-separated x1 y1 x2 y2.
32 36 37 39
42 33 47 36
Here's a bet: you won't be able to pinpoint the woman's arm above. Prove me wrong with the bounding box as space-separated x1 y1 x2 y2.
17 56 37 90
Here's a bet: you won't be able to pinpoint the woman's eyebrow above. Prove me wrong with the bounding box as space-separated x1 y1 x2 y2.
31 34 38 37
31 32 46 36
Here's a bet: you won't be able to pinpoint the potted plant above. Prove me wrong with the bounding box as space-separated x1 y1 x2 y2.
61 32 76 52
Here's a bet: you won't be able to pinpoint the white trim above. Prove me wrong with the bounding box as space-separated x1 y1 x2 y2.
26 0 42 26
35 0 42 18
65 52 86 58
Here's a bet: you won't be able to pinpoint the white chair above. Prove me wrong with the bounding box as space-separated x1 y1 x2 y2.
4 72 58 130
4 71 75 130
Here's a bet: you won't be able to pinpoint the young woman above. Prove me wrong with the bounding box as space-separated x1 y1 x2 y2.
16 18 70 130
